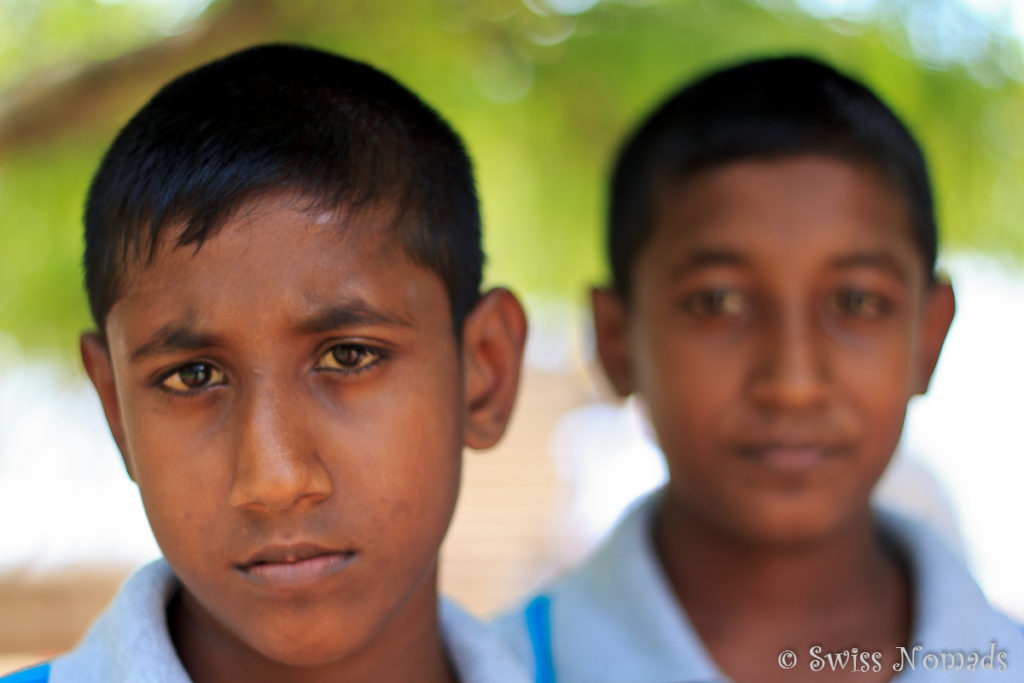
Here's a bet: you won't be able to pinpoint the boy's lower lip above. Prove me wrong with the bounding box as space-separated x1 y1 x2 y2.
740 445 831 470
237 551 357 588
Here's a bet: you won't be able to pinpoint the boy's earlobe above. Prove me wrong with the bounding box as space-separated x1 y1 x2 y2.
591 287 635 397
80 333 133 479
914 280 956 395
462 288 528 450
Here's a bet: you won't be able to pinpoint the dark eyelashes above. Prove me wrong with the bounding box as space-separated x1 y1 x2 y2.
315 343 387 374
150 343 389 399
155 360 226 395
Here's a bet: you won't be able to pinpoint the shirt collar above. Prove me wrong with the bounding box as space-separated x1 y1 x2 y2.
548 493 1022 683
54 559 530 683
548 491 729 682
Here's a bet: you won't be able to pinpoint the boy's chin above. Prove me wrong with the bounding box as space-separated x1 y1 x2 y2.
173 581 396 673
726 499 874 550
231 615 382 670
263 636 368 669
678 490 875 551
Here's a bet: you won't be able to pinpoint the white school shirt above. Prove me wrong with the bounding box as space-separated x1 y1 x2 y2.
493 491 1024 683
28 559 528 683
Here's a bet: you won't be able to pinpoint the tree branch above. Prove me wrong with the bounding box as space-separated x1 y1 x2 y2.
0 0 287 155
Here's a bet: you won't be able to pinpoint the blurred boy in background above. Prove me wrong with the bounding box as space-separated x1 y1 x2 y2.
495 56 1023 682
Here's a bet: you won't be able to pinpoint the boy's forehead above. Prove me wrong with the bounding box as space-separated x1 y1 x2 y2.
119 193 400 287
106 194 438 344
647 155 921 269
164 193 398 254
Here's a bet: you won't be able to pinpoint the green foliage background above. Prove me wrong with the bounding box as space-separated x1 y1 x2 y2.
1 0 1022 362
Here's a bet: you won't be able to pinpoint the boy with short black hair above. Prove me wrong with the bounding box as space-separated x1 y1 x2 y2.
4 44 529 683
495 56 1023 682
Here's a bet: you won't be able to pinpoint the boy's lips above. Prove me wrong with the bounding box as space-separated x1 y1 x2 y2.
735 442 845 471
236 543 357 588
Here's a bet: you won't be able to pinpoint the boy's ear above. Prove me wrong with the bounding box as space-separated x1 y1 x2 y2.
591 287 634 397
462 288 528 450
913 279 956 395
80 332 133 479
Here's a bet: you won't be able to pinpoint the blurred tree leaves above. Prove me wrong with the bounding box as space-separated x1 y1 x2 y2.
1 0 1022 361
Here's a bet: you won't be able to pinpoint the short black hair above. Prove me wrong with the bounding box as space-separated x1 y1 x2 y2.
84 43 482 334
608 55 937 298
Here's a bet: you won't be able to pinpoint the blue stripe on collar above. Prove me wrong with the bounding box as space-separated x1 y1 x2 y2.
0 662 50 683
525 594 556 683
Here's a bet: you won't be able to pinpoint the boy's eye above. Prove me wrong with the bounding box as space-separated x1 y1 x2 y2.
681 289 749 318
160 362 226 393
831 289 891 318
315 344 382 373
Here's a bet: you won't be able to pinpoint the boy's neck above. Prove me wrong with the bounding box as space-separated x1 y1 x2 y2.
167 573 458 683
654 493 912 681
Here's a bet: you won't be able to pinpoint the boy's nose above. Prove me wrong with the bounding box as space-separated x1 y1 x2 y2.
228 382 332 511
748 309 830 411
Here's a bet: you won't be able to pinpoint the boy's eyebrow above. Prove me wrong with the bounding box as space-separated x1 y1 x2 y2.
668 249 748 277
829 250 909 282
293 301 414 335
129 303 413 362
668 249 911 280
130 324 225 362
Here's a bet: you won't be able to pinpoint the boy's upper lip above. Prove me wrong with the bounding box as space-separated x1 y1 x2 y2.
731 428 853 454
732 420 852 445
729 431 853 472
238 542 353 568
735 437 844 449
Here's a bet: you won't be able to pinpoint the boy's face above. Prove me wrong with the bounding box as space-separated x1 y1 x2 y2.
81 194 525 668
594 155 954 546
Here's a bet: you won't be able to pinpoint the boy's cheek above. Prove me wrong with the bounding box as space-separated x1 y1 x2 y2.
831 338 920 401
